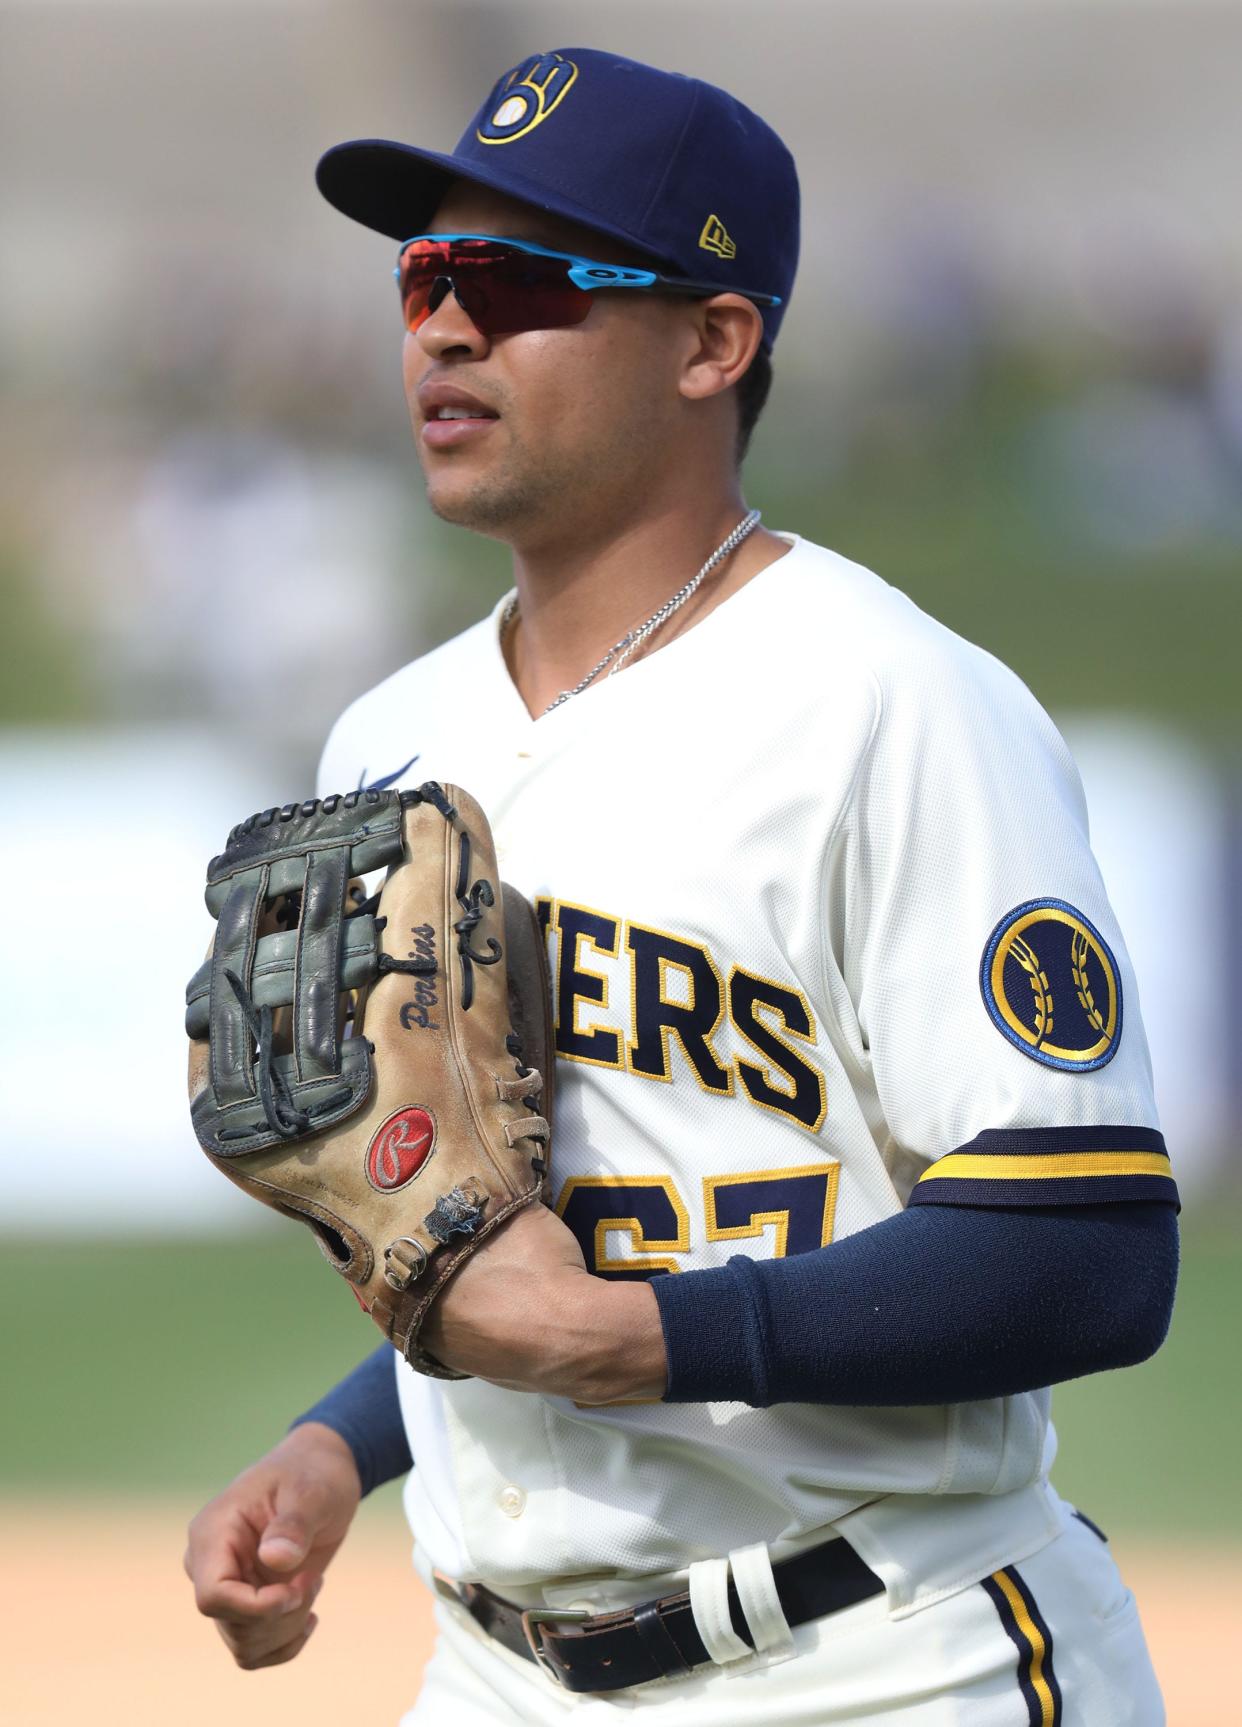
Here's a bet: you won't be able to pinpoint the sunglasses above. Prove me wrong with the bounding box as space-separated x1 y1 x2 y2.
395 233 782 338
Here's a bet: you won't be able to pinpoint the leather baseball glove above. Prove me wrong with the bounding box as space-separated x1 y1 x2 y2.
185 782 552 1378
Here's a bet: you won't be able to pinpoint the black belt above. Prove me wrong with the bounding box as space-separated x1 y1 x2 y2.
432 1535 884 1695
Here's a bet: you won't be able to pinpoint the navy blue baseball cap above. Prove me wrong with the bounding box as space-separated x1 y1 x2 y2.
316 47 799 351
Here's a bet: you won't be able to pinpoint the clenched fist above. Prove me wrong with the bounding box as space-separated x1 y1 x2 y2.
184 1423 361 1670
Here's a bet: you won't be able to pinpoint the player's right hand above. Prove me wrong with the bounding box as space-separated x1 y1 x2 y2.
183 1421 362 1670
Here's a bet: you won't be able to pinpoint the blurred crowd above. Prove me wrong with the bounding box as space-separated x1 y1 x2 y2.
7 201 1242 742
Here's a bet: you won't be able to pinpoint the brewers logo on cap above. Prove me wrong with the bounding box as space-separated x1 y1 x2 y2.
477 53 578 145
980 898 1122 1071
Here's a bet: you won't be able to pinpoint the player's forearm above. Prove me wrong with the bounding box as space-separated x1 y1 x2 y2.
552 1279 668 1404
291 1343 412 1495
651 1199 1179 1408
289 1286 665 1440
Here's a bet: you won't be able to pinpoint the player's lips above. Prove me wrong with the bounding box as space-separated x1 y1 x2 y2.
418 382 501 451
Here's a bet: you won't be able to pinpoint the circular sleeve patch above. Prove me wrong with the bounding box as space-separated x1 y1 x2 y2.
979 899 1122 1071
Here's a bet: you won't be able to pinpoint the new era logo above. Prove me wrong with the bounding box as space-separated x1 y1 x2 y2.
698 214 737 259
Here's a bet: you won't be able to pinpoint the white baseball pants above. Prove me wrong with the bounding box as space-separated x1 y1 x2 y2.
400 1504 1163 1725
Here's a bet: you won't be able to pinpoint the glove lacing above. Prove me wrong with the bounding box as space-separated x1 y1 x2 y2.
220 968 330 1141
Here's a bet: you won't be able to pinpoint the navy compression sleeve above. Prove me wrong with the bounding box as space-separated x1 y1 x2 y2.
291 1343 411 1496
290 1202 1178 1479
653 1200 1178 1408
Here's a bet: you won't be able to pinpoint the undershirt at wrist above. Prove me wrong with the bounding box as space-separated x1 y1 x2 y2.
291 1343 411 1496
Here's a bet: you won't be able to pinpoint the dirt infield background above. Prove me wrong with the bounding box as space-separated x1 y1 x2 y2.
2 1499 1232 1725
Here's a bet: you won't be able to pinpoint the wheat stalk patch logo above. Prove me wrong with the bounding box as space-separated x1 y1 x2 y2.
1070 929 1108 1038
981 898 1122 1072
1009 934 1053 1046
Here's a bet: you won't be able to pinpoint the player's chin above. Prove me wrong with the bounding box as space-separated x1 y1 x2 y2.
423 465 542 535
426 481 507 532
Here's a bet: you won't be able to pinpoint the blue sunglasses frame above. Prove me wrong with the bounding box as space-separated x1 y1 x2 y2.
395 231 782 313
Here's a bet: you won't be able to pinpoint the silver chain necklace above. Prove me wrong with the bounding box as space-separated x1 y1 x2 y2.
503 509 762 716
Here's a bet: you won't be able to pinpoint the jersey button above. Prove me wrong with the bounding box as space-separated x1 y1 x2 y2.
498 1484 526 1518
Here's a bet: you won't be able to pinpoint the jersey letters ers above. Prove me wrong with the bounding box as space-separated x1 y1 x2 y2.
537 896 826 1130
537 894 835 1283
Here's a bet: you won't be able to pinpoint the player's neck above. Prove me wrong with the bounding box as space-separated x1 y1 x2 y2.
502 490 788 719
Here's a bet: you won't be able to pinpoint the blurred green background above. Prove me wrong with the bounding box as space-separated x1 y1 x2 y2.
2 0 1239 1575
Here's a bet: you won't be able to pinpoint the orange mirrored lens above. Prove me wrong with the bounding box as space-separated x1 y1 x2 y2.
397 241 594 337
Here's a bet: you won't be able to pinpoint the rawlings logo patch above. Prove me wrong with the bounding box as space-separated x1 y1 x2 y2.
366 1106 435 1191
980 899 1122 1072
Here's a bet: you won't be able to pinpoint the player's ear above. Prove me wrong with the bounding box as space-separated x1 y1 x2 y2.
677 295 765 405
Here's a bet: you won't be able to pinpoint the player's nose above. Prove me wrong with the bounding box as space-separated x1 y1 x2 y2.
415 286 491 360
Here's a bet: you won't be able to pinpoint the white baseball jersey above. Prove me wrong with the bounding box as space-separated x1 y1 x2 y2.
317 533 1172 1610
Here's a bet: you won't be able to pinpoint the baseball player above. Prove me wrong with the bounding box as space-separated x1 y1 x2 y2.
184 48 1179 1724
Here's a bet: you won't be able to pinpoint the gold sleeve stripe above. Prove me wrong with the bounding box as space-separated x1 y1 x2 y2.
918 1150 1171 1184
